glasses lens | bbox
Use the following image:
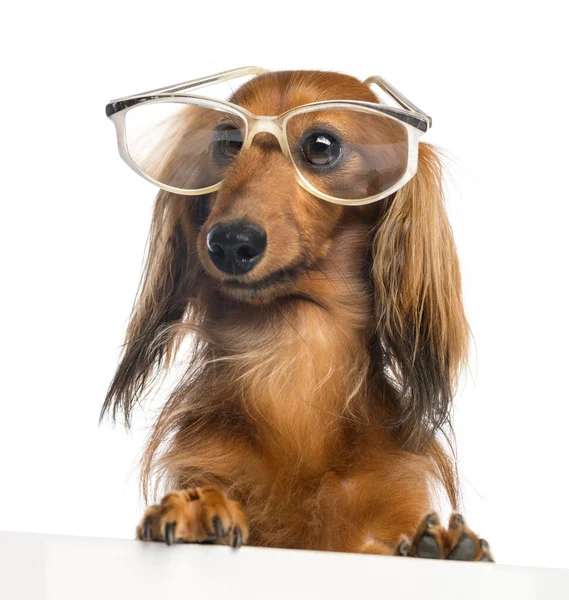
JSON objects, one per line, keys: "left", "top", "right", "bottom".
{"left": 124, "top": 101, "right": 246, "bottom": 191}
{"left": 285, "top": 107, "right": 409, "bottom": 201}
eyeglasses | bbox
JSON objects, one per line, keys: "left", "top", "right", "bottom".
{"left": 106, "top": 67, "right": 432, "bottom": 206}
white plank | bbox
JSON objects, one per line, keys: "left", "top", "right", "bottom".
{"left": 1, "top": 531, "right": 567, "bottom": 600}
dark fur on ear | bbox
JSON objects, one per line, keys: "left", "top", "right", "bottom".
{"left": 371, "top": 144, "right": 469, "bottom": 451}
{"left": 100, "top": 192, "right": 203, "bottom": 425}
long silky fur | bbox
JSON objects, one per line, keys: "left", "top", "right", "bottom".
{"left": 101, "top": 194, "right": 201, "bottom": 424}
{"left": 371, "top": 145, "right": 468, "bottom": 448}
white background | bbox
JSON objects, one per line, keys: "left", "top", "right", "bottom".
{"left": 1, "top": 0, "right": 567, "bottom": 570}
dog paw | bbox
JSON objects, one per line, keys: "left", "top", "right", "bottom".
{"left": 136, "top": 486, "right": 248, "bottom": 548}
{"left": 396, "top": 512, "right": 494, "bottom": 562}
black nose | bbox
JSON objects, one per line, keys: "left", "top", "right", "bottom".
{"left": 206, "top": 221, "right": 267, "bottom": 275}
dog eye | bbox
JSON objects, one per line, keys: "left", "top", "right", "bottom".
{"left": 213, "top": 124, "right": 243, "bottom": 162}
{"left": 301, "top": 131, "right": 342, "bottom": 167}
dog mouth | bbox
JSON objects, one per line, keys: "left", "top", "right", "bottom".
{"left": 219, "top": 262, "right": 306, "bottom": 299}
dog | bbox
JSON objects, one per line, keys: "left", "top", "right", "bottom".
{"left": 102, "top": 69, "right": 493, "bottom": 561}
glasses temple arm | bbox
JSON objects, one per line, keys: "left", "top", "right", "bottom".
{"left": 110, "top": 66, "right": 270, "bottom": 103}
{"left": 364, "top": 75, "right": 432, "bottom": 129}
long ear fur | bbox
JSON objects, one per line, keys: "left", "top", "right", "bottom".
{"left": 100, "top": 192, "right": 203, "bottom": 425}
{"left": 372, "top": 143, "right": 469, "bottom": 450}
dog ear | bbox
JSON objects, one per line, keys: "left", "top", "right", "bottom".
{"left": 100, "top": 191, "right": 204, "bottom": 425}
{"left": 371, "top": 143, "right": 469, "bottom": 450}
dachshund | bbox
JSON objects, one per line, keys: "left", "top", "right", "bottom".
{"left": 102, "top": 69, "right": 493, "bottom": 561}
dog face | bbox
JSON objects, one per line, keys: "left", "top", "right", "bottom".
{"left": 192, "top": 71, "right": 382, "bottom": 303}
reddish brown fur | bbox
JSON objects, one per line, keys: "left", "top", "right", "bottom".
{"left": 103, "top": 70, "right": 470, "bottom": 554}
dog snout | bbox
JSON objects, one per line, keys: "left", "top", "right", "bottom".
{"left": 206, "top": 221, "right": 267, "bottom": 275}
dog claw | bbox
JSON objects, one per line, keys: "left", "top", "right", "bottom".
{"left": 425, "top": 514, "right": 439, "bottom": 528}
{"left": 447, "top": 533, "right": 477, "bottom": 561}
{"left": 412, "top": 513, "right": 444, "bottom": 559}
{"left": 451, "top": 513, "right": 464, "bottom": 526}
{"left": 165, "top": 522, "right": 176, "bottom": 546}
{"left": 142, "top": 517, "right": 152, "bottom": 541}
{"left": 396, "top": 537, "right": 410, "bottom": 557}
{"left": 416, "top": 532, "right": 442, "bottom": 559}
{"left": 478, "top": 539, "right": 495, "bottom": 562}
{"left": 213, "top": 516, "right": 225, "bottom": 539}
{"left": 232, "top": 527, "right": 243, "bottom": 548}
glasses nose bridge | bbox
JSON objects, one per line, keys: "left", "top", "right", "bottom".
{"left": 244, "top": 116, "right": 289, "bottom": 155}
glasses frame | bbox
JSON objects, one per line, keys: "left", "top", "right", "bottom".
{"left": 106, "top": 66, "right": 432, "bottom": 206}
